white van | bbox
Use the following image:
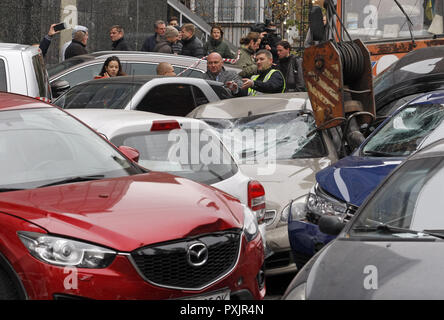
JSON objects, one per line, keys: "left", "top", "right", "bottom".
{"left": 0, "top": 43, "right": 52, "bottom": 101}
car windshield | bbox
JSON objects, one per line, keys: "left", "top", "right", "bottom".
{"left": 47, "top": 57, "right": 91, "bottom": 78}
{"left": 0, "top": 108, "right": 141, "bottom": 190}
{"left": 362, "top": 103, "right": 444, "bottom": 157}
{"left": 350, "top": 156, "right": 444, "bottom": 238}
{"left": 110, "top": 127, "right": 237, "bottom": 185}
{"left": 343, "top": 0, "right": 443, "bottom": 42}
{"left": 201, "top": 111, "right": 326, "bottom": 162}
{"left": 54, "top": 82, "right": 143, "bottom": 109}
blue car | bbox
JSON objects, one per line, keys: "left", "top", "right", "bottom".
{"left": 288, "top": 91, "right": 444, "bottom": 269}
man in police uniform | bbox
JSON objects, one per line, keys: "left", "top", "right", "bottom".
{"left": 240, "top": 49, "right": 286, "bottom": 96}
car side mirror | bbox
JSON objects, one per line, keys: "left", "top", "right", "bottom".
{"left": 319, "top": 216, "right": 345, "bottom": 236}
{"left": 51, "top": 80, "right": 70, "bottom": 99}
{"left": 118, "top": 146, "right": 140, "bottom": 163}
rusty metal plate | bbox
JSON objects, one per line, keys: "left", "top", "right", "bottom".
{"left": 303, "top": 41, "right": 344, "bottom": 129}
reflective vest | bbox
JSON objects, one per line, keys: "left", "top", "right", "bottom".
{"left": 248, "top": 69, "right": 286, "bottom": 96}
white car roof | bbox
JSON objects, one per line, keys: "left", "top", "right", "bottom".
{"left": 188, "top": 92, "right": 312, "bottom": 119}
{"left": 67, "top": 109, "right": 212, "bottom": 137}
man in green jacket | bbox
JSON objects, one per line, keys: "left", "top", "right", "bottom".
{"left": 235, "top": 32, "right": 261, "bottom": 78}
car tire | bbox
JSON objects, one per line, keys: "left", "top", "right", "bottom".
{"left": 0, "top": 267, "right": 22, "bottom": 300}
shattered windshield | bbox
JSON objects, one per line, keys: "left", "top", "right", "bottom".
{"left": 343, "top": 0, "right": 444, "bottom": 42}
{"left": 202, "top": 111, "right": 327, "bottom": 162}
{"left": 362, "top": 103, "right": 444, "bottom": 157}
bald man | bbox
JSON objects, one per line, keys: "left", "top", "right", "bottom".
{"left": 203, "top": 52, "right": 243, "bottom": 96}
{"left": 156, "top": 62, "right": 176, "bottom": 76}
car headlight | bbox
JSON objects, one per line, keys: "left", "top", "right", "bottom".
{"left": 18, "top": 232, "right": 116, "bottom": 268}
{"left": 284, "top": 282, "right": 307, "bottom": 300}
{"left": 280, "top": 195, "right": 308, "bottom": 224}
{"left": 306, "top": 184, "right": 347, "bottom": 219}
{"left": 243, "top": 205, "right": 259, "bottom": 242}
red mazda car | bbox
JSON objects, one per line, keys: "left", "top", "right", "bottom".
{"left": 0, "top": 92, "right": 265, "bottom": 300}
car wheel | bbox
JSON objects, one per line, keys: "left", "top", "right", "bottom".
{"left": 0, "top": 267, "right": 22, "bottom": 300}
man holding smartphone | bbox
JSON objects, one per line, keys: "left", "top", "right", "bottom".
{"left": 38, "top": 23, "right": 63, "bottom": 57}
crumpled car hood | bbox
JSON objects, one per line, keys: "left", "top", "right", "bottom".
{"left": 316, "top": 156, "right": 403, "bottom": 206}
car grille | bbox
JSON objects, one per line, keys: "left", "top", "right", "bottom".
{"left": 264, "top": 210, "right": 277, "bottom": 226}
{"left": 130, "top": 230, "right": 242, "bottom": 290}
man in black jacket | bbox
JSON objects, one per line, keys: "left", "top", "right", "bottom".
{"left": 240, "top": 49, "right": 286, "bottom": 96}
{"left": 276, "top": 40, "right": 305, "bottom": 92}
{"left": 180, "top": 23, "right": 204, "bottom": 58}
{"left": 65, "top": 30, "right": 88, "bottom": 60}
{"left": 110, "top": 25, "right": 130, "bottom": 51}
{"left": 141, "top": 20, "right": 166, "bottom": 52}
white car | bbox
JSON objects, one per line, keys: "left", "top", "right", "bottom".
{"left": 67, "top": 109, "right": 267, "bottom": 249}
{"left": 0, "top": 43, "right": 52, "bottom": 101}
{"left": 54, "top": 76, "right": 231, "bottom": 117}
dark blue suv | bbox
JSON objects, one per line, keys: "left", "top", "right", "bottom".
{"left": 288, "top": 91, "right": 444, "bottom": 268}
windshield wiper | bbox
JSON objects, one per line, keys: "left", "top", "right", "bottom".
{"left": 38, "top": 175, "right": 106, "bottom": 188}
{"left": 363, "top": 150, "right": 395, "bottom": 157}
{"left": 353, "top": 224, "right": 444, "bottom": 239}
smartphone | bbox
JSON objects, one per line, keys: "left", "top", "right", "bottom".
{"left": 53, "top": 22, "right": 66, "bottom": 32}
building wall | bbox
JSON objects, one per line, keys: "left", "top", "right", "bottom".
{"left": 0, "top": 0, "right": 167, "bottom": 66}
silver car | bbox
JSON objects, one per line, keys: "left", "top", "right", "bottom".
{"left": 48, "top": 51, "right": 241, "bottom": 90}
{"left": 188, "top": 93, "right": 339, "bottom": 275}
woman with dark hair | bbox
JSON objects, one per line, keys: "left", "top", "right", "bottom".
{"left": 95, "top": 56, "right": 126, "bottom": 79}
{"left": 235, "top": 31, "right": 261, "bottom": 78}
{"left": 204, "top": 25, "right": 235, "bottom": 59}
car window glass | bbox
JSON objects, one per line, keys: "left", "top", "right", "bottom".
{"left": 136, "top": 84, "right": 197, "bottom": 116}
{"left": 47, "top": 57, "right": 89, "bottom": 78}
{"left": 111, "top": 129, "right": 238, "bottom": 185}
{"left": 32, "top": 54, "right": 51, "bottom": 99}
{"left": 54, "top": 83, "right": 142, "bottom": 109}
{"left": 175, "top": 67, "right": 204, "bottom": 78}
{"left": 202, "top": 111, "right": 327, "bottom": 161}
{"left": 58, "top": 64, "right": 103, "bottom": 87}
{"left": 378, "top": 93, "right": 425, "bottom": 116}
{"left": 192, "top": 86, "right": 210, "bottom": 105}
{"left": 362, "top": 103, "right": 444, "bottom": 157}
{"left": 0, "top": 108, "right": 140, "bottom": 189}
{"left": 0, "top": 59, "right": 7, "bottom": 91}
{"left": 350, "top": 157, "right": 444, "bottom": 235}
{"left": 125, "top": 62, "right": 157, "bottom": 76}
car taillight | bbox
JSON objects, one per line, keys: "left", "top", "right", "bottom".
{"left": 248, "top": 180, "right": 266, "bottom": 224}
{"left": 150, "top": 120, "right": 181, "bottom": 131}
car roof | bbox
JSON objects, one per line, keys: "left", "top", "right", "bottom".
{"left": 0, "top": 43, "right": 38, "bottom": 52}
{"left": 411, "top": 138, "right": 444, "bottom": 160}
{"left": 66, "top": 109, "right": 211, "bottom": 134}
{"left": 0, "top": 92, "right": 52, "bottom": 111}
{"left": 189, "top": 92, "right": 312, "bottom": 119}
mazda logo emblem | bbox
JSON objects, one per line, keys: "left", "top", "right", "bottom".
{"left": 187, "top": 242, "right": 209, "bottom": 267}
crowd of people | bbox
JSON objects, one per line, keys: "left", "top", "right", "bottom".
{"left": 39, "top": 18, "right": 305, "bottom": 97}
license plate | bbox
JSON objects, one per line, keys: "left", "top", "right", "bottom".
{"left": 183, "top": 288, "right": 230, "bottom": 300}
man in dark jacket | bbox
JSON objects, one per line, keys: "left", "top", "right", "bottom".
{"left": 276, "top": 40, "right": 305, "bottom": 92}
{"left": 39, "top": 23, "right": 61, "bottom": 57}
{"left": 141, "top": 20, "right": 166, "bottom": 52}
{"left": 240, "top": 49, "right": 286, "bottom": 96}
{"left": 110, "top": 25, "right": 130, "bottom": 51}
{"left": 153, "top": 26, "right": 179, "bottom": 54}
{"left": 64, "top": 30, "right": 88, "bottom": 60}
{"left": 180, "top": 23, "right": 204, "bottom": 58}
